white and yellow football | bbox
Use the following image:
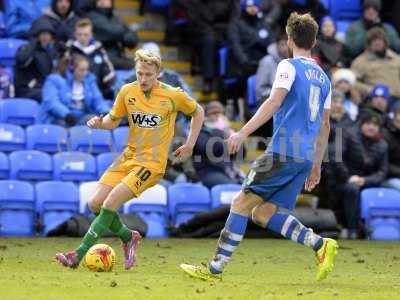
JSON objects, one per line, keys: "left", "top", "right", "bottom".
{"left": 84, "top": 244, "right": 116, "bottom": 272}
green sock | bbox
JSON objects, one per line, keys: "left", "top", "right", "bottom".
{"left": 109, "top": 213, "right": 132, "bottom": 244}
{"left": 76, "top": 207, "right": 117, "bottom": 261}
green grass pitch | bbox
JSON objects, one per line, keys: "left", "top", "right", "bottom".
{"left": 0, "top": 238, "right": 399, "bottom": 300}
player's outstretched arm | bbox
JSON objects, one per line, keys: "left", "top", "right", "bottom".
{"left": 172, "top": 104, "right": 204, "bottom": 165}
{"left": 87, "top": 114, "right": 121, "bottom": 130}
{"left": 305, "top": 109, "right": 330, "bottom": 191}
{"left": 227, "top": 88, "right": 287, "bottom": 154}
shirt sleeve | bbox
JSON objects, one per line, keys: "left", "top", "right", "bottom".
{"left": 271, "top": 60, "right": 296, "bottom": 91}
{"left": 174, "top": 87, "right": 197, "bottom": 116}
{"left": 324, "top": 86, "right": 332, "bottom": 109}
{"left": 109, "top": 85, "right": 128, "bottom": 120}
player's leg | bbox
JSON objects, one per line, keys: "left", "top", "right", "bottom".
{"left": 180, "top": 191, "right": 262, "bottom": 280}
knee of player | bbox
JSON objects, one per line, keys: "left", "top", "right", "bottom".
{"left": 88, "top": 198, "right": 102, "bottom": 214}
{"left": 251, "top": 204, "right": 276, "bottom": 227}
{"left": 231, "top": 193, "right": 253, "bottom": 215}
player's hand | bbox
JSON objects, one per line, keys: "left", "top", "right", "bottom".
{"left": 226, "top": 131, "right": 246, "bottom": 155}
{"left": 87, "top": 115, "right": 103, "bottom": 129}
{"left": 172, "top": 144, "right": 193, "bottom": 165}
{"left": 305, "top": 165, "right": 321, "bottom": 192}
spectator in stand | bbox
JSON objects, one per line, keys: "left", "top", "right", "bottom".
{"left": 351, "top": 27, "right": 400, "bottom": 101}
{"left": 313, "top": 16, "right": 345, "bottom": 73}
{"left": 14, "top": 19, "right": 63, "bottom": 101}
{"left": 73, "top": 0, "right": 95, "bottom": 17}
{"left": 382, "top": 108, "right": 400, "bottom": 191}
{"left": 65, "top": 18, "right": 115, "bottom": 99}
{"left": 88, "top": 0, "right": 138, "bottom": 69}
{"left": 358, "top": 84, "right": 390, "bottom": 126}
{"left": 227, "top": 0, "right": 274, "bottom": 93}
{"left": 329, "top": 90, "right": 354, "bottom": 143}
{"left": 193, "top": 101, "right": 243, "bottom": 188}
{"left": 256, "top": 33, "right": 289, "bottom": 104}
{"left": 185, "top": 0, "right": 240, "bottom": 93}
{"left": 0, "top": 65, "right": 14, "bottom": 99}
{"left": 4, "top": 0, "right": 50, "bottom": 38}
{"left": 260, "top": 0, "right": 282, "bottom": 32}
{"left": 332, "top": 68, "right": 361, "bottom": 121}
{"left": 32, "top": 0, "right": 78, "bottom": 43}
{"left": 328, "top": 112, "right": 388, "bottom": 239}
{"left": 126, "top": 42, "right": 193, "bottom": 97}
{"left": 37, "top": 55, "right": 109, "bottom": 125}
{"left": 345, "top": 0, "right": 400, "bottom": 59}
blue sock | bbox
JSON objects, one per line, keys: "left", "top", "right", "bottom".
{"left": 209, "top": 211, "right": 248, "bottom": 274}
{"left": 266, "top": 211, "right": 323, "bottom": 251}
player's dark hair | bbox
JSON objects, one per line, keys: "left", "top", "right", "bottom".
{"left": 286, "top": 12, "right": 318, "bottom": 50}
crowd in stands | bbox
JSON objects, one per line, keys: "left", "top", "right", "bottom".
{"left": 1, "top": 0, "right": 400, "bottom": 239}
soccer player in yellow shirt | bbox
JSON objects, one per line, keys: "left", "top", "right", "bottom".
{"left": 55, "top": 49, "right": 204, "bottom": 270}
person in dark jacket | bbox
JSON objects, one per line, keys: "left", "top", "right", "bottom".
{"left": 88, "top": 0, "right": 138, "bottom": 69}
{"left": 227, "top": 0, "right": 274, "bottom": 81}
{"left": 345, "top": 0, "right": 400, "bottom": 59}
{"left": 4, "top": 0, "right": 50, "bottom": 38}
{"left": 37, "top": 55, "right": 109, "bottom": 125}
{"left": 328, "top": 112, "right": 388, "bottom": 239}
{"left": 14, "top": 19, "right": 63, "bottom": 101}
{"left": 382, "top": 108, "right": 400, "bottom": 191}
{"left": 32, "top": 0, "right": 78, "bottom": 43}
{"left": 313, "top": 16, "right": 345, "bottom": 73}
{"left": 185, "top": 0, "right": 240, "bottom": 93}
{"left": 329, "top": 90, "right": 354, "bottom": 144}
{"left": 193, "top": 101, "right": 243, "bottom": 188}
{"left": 65, "top": 18, "right": 115, "bottom": 99}
{"left": 358, "top": 83, "right": 390, "bottom": 126}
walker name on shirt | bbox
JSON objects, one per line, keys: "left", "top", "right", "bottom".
{"left": 304, "top": 69, "right": 325, "bottom": 84}
{"left": 131, "top": 112, "right": 162, "bottom": 128}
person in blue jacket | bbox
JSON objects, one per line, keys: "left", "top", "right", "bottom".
{"left": 4, "top": 0, "right": 50, "bottom": 38}
{"left": 37, "top": 54, "right": 110, "bottom": 126}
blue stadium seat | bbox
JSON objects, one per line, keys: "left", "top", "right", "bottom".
{"left": 53, "top": 152, "right": 97, "bottom": 181}
{"left": 26, "top": 125, "right": 68, "bottom": 153}
{"left": 0, "top": 152, "right": 9, "bottom": 179}
{"left": 97, "top": 152, "right": 118, "bottom": 178}
{"left": 211, "top": 184, "right": 241, "bottom": 209}
{"left": 0, "top": 12, "right": 5, "bottom": 37}
{"left": 125, "top": 184, "right": 168, "bottom": 238}
{"left": 36, "top": 181, "right": 79, "bottom": 235}
{"left": 0, "top": 98, "right": 39, "bottom": 126}
{"left": 247, "top": 75, "right": 257, "bottom": 111}
{"left": 0, "top": 180, "right": 35, "bottom": 236}
{"left": 9, "top": 150, "right": 52, "bottom": 181}
{"left": 370, "top": 218, "right": 400, "bottom": 240}
{"left": 330, "top": 0, "right": 361, "bottom": 20}
{"left": 69, "top": 126, "right": 113, "bottom": 154}
{"left": 361, "top": 188, "right": 400, "bottom": 240}
{"left": 168, "top": 183, "right": 210, "bottom": 226}
{"left": 113, "top": 126, "right": 129, "bottom": 152}
{"left": 335, "top": 20, "right": 351, "bottom": 42}
{"left": 79, "top": 181, "right": 97, "bottom": 215}
{"left": 148, "top": 0, "right": 171, "bottom": 10}
{"left": 0, "top": 123, "right": 25, "bottom": 152}
{"left": 0, "top": 39, "right": 27, "bottom": 67}
{"left": 320, "top": 0, "right": 330, "bottom": 10}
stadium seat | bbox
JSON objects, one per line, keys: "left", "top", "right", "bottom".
{"left": 79, "top": 181, "right": 98, "bottom": 215}
{"left": 0, "top": 39, "right": 27, "bottom": 67}
{"left": 0, "top": 152, "right": 9, "bottom": 179}
{"left": 361, "top": 188, "right": 400, "bottom": 240}
{"left": 97, "top": 152, "right": 117, "bottom": 178}
{"left": 113, "top": 126, "right": 129, "bottom": 152}
{"left": 335, "top": 20, "right": 352, "bottom": 42}
{"left": 125, "top": 184, "right": 168, "bottom": 238}
{"left": 69, "top": 126, "right": 113, "bottom": 154}
{"left": 0, "top": 123, "right": 25, "bottom": 152}
{"left": 0, "top": 98, "right": 39, "bottom": 126}
{"left": 330, "top": 0, "right": 361, "bottom": 20}
{"left": 9, "top": 150, "right": 53, "bottom": 181}
{"left": 26, "top": 124, "right": 68, "bottom": 153}
{"left": 148, "top": 0, "right": 171, "bottom": 10}
{"left": 36, "top": 181, "right": 79, "bottom": 235}
{"left": 168, "top": 183, "right": 211, "bottom": 226}
{"left": 211, "top": 184, "right": 241, "bottom": 209}
{"left": 53, "top": 152, "right": 97, "bottom": 181}
{"left": 0, "top": 13, "right": 5, "bottom": 37}
{"left": 0, "top": 180, "right": 35, "bottom": 236}
{"left": 247, "top": 75, "right": 257, "bottom": 111}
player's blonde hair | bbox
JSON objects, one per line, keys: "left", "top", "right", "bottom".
{"left": 135, "top": 48, "right": 162, "bottom": 71}
{"left": 286, "top": 12, "right": 318, "bottom": 50}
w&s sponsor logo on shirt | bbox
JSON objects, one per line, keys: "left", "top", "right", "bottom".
{"left": 131, "top": 112, "right": 162, "bottom": 128}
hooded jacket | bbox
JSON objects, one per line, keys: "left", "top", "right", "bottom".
{"left": 383, "top": 120, "right": 400, "bottom": 178}
{"left": 37, "top": 71, "right": 109, "bottom": 124}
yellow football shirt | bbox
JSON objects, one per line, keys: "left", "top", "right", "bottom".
{"left": 109, "top": 81, "right": 197, "bottom": 174}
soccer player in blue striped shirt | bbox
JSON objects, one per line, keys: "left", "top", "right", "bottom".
{"left": 181, "top": 11, "right": 338, "bottom": 282}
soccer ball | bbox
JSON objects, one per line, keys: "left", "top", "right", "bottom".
{"left": 84, "top": 244, "right": 116, "bottom": 272}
